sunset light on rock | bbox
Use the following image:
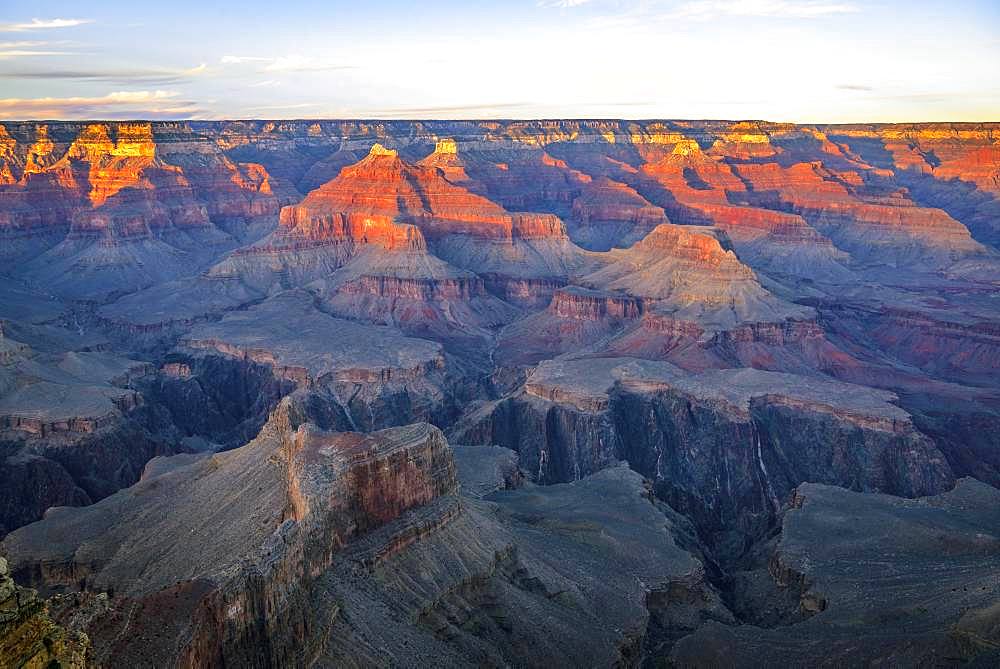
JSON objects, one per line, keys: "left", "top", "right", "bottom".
{"left": 0, "top": 2, "right": 998, "bottom": 667}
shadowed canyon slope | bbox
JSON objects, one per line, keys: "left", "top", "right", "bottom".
{"left": 1, "top": 119, "right": 999, "bottom": 667}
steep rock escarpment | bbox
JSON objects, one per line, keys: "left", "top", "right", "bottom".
{"left": 671, "top": 479, "right": 1000, "bottom": 666}
{"left": 0, "top": 119, "right": 998, "bottom": 666}
{"left": 822, "top": 124, "right": 1000, "bottom": 249}
{"left": 177, "top": 290, "right": 463, "bottom": 432}
{"left": 2, "top": 395, "right": 731, "bottom": 667}
{"left": 0, "top": 343, "right": 178, "bottom": 538}
{"left": 1, "top": 394, "right": 458, "bottom": 667}
{"left": 452, "top": 358, "right": 954, "bottom": 550}
{"left": 731, "top": 160, "right": 990, "bottom": 269}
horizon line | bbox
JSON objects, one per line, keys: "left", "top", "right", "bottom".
{"left": 2, "top": 117, "right": 999, "bottom": 126}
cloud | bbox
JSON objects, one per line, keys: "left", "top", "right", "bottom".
{"left": 0, "top": 50, "right": 71, "bottom": 57}
{"left": 0, "top": 40, "right": 50, "bottom": 48}
{"left": 668, "top": 1, "right": 860, "bottom": 20}
{"left": 0, "top": 90, "right": 201, "bottom": 120}
{"left": 837, "top": 84, "right": 874, "bottom": 91}
{"left": 0, "top": 18, "right": 93, "bottom": 32}
{"left": 247, "top": 79, "right": 280, "bottom": 88}
{"left": 0, "top": 39, "right": 73, "bottom": 58}
{"left": 222, "top": 54, "right": 355, "bottom": 72}
{"left": 104, "top": 90, "right": 178, "bottom": 103}
{"left": 246, "top": 102, "right": 319, "bottom": 110}
{"left": 538, "top": 0, "right": 592, "bottom": 7}
{"left": 221, "top": 55, "right": 271, "bottom": 64}
{"left": 585, "top": 0, "right": 860, "bottom": 27}
{"left": 355, "top": 102, "right": 532, "bottom": 118}
{"left": 0, "top": 64, "right": 208, "bottom": 84}
{"left": 262, "top": 55, "right": 354, "bottom": 72}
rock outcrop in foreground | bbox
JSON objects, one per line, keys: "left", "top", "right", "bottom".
{"left": 0, "top": 555, "right": 88, "bottom": 668}
{"left": 1, "top": 394, "right": 728, "bottom": 667}
{"left": 2, "top": 394, "right": 457, "bottom": 666}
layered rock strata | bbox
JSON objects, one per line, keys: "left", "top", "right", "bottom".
{"left": 2, "top": 395, "right": 730, "bottom": 667}
{"left": 1, "top": 395, "right": 457, "bottom": 667}
{"left": 452, "top": 357, "right": 954, "bottom": 549}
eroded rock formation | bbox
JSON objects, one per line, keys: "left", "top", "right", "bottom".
{"left": 1, "top": 119, "right": 998, "bottom": 667}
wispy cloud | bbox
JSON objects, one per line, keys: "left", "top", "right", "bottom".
{"left": 263, "top": 55, "right": 354, "bottom": 72}
{"left": 0, "top": 39, "right": 81, "bottom": 59}
{"left": 221, "top": 54, "right": 354, "bottom": 72}
{"left": 355, "top": 102, "right": 532, "bottom": 118}
{"left": 538, "top": 0, "right": 592, "bottom": 7}
{"left": 246, "top": 102, "right": 319, "bottom": 110}
{"left": 837, "top": 83, "right": 874, "bottom": 91}
{"left": 0, "top": 40, "right": 50, "bottom": 48}
{"left": 0, "top": 63, "right": 207, "bottom": 84}
{"left": 668, "top": 1, "right": 859, "bottom": 20}
{"left": 0, "top": 49, "right": 71, "bottom": 57}
{"left": 583, "top": 0, "right": 859, "bottom": 28}
{"left": 221, "top": 55, "right": 271, "bottom": 64}
{"left": 0, "top": 90, "right": 201, "bottom": 119}
{"left": 0, "top": 18, "right": 93, "bottom": 32}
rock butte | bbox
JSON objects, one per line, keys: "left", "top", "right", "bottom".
{"left": 0, "top": 119, "right": 999, "bottom": 667}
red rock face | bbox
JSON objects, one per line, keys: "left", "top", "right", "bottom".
{"left": 933, "top": 145, "right": 1000, "bottom": 193}
{"left": 295, "top": 144, "right": 505, "bottom": 226}
{"left": 494, "top": 222, "right": 827, "bottom": 369}
{"left": 823, "top": 126, "right": 1000, "bottom": 192}
{"left": 276, "top": 208, "right": 425, "bottom": 251}
{"left": 622, "top": 139, "right": 852, "bottom": 274}
{"left": 640, "top": 140, "right": 746, "bottom": 207}
{"left": 279, "top": 143, "right": 571, "bottom": 246}
{"left": 320, "top": 271, "right": 520, "bottom": 340}
{"left": 417, "top": 138, "right": 473, "bottom": 184}
{"left": 457, "top": 147, "right": 592, "bottom": 214}
{"left": 494, "top": 286, "right": 641, "bottom": 366}
{"left": 549, "top": 287, "right": 642, "bottom": 321}
{"left": 572, "top": 177, "right": 666, "bottom": 225}
{"left": 0, "top": 123, "right": 285, "bottom": 241}
{"left": 568, "top": 177, "right": 669, "bottom": 249}
{"left": 0, "top": 123, "right": 292, "bottom": 296}
{"left": 285, "top": 420, "right": 457, "bottom": 538}
{"left": 730, "top": 160, "right": 984, "bottom": 262}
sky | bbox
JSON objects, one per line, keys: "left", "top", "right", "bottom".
{"left": 1, "top": 1, "right": 998, "bottom": 122}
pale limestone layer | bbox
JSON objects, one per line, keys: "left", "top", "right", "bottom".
{"left": 525, "top": 356, "right": 912, "bottom": 427}
{"left": 181, "top": 290, "right": 444, "bottom": 383}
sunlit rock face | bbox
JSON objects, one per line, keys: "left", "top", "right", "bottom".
{"left": 280, "top": 142, "right": 576, "bottom": 248}
{"left": 279, "top": 142, "right": 514, "bottom": 241}
{"left": 1, "top": 119, "right": 999, "bottom": 667}
{"left": 0, "top": 122, "right": 294, "bottom": 299}
{"left": 730, "top": 160, "right": 986, "bottom": 267}
{"left": 818, "top": 124, "right": 1000, "bottom": 249}
{"left": 568, "top": 176, "right": 669, "bottom": 250}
